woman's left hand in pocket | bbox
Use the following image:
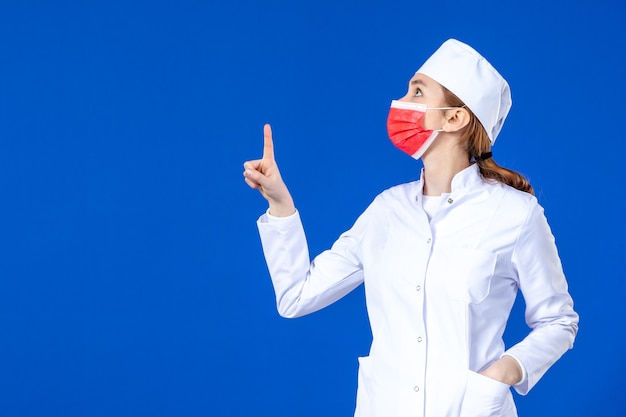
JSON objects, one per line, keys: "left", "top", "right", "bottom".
{"left": 479, "top": 355, "right": 522, "bottom": 386}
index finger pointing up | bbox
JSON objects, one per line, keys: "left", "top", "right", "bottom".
{"left": 263, "top": 123, "right": 274, "bottom": 161}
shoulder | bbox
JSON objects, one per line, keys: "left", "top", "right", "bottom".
{"left": 482, "top": 179, "right": 538, "bottom": 208}
{"left": 352, "top": 180, "right": 420, "bottom": 225}
{"left": 373, "top": 180, "right": 421, "bottom": 206}
{"left": 496, "top": 181, "right": 537, "bottom": 205}
{"left": 489, "top": 180, "right": 543, "bottom": 225}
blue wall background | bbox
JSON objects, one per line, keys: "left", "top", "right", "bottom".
{"left": 1, "top": 1, "right": 624, "bottom": 415}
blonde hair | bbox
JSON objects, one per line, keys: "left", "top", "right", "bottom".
{"left": 442, "top": 88, "right": 534, "bottom": 195}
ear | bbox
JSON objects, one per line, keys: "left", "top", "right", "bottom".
{"left": 442, "top": 108, "right": 470, "bottom": 133}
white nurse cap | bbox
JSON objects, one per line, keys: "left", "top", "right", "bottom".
{"left": 417, "top": 39, "right": 511, "bottom": 144}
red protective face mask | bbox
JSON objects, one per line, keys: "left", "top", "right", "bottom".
{"left": 386, "top": 100, "right": 455, "bottom": 159}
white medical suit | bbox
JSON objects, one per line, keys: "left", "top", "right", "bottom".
{"left": 257, "top": 164, "right": 578, "bottom": 417}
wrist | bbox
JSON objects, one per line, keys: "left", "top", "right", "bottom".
{"left": 268, "top": 199, "right": 296, "bottom": 217}
{"left": 481, "top": 356, "right": 522, "bottom": 386}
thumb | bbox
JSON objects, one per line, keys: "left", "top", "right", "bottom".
{"left": 244, "top": 164, "right": 271, "bottom": 188}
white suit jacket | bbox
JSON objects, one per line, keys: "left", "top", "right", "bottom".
{"left": 257, "top": 164, "right": 578, "bottom": 417}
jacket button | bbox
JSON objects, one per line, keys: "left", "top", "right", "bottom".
{"left": 416, "top": 285, "right": 421, "bottom": 291}
{"left": 417, "top": 337, "right": 423, "bottom": 342}
{"left": 414, "top": 386, "right": 420, "bottom": 392}
{"left": 447, "top": 197, "right": 454, "bottom": 204}
{"left": 426, "top": 238, "right": 431, "bottom": 244}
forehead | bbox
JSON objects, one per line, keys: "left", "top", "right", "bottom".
{"left": 408, "top": 72, "right": 440, "bottom": 89}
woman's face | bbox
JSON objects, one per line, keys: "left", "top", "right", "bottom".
{"left": 398, "top": 72, "right": 448, "bottom": 131}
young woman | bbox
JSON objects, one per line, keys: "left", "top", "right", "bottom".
{"left": 243, "top": 39, "right": 578, "bottom": 417}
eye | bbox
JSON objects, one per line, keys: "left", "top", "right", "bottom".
{"left": 414, "top": 88, "right": 423, "bottom": 97}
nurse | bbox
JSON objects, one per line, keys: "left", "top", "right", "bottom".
{"left": 243, "top": 39, "right": 578, "bottom": 417}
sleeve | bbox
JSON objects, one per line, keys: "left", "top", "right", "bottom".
{"left": 256, "top": 205, "right": 372, "bottom": 318}
{"left": 504, "top": 199, "right": 579, "bottom": 395}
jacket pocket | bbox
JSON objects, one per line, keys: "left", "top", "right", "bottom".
{"left": 460, "top": 370, "right": 510, "bottom": 417}
{"left": 355, "top": 356, "right": 385, "bottom": 417}
{"left": 439, "top": 246, "right": 497, "bottom": 304}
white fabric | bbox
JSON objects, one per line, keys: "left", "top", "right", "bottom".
{"left": 421, "top": 194, "right": 445, "bottom": 221}
{"left": 257, "top": 164, "right": 578, "bottom": 417}
{"left": 417, "top": 39, "right": 512, "bottom": 144}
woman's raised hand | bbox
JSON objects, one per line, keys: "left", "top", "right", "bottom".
{"left": 243, "top": 124, "right": 296, "bottom": 217}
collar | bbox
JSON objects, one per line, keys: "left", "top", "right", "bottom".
{"left": 417, "top": 163, "right": 482, "bottom": 196}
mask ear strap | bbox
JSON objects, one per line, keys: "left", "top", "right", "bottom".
{"left": 428, "top": 105, "right": 466, "bottom": 111}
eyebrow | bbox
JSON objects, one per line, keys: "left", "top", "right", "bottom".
{"left": 409, "top": 78, "right": 428, "bottom": 88}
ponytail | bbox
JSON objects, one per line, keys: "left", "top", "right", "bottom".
{"left": 442, "top": 88, "right": 534, "bottom": 195}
